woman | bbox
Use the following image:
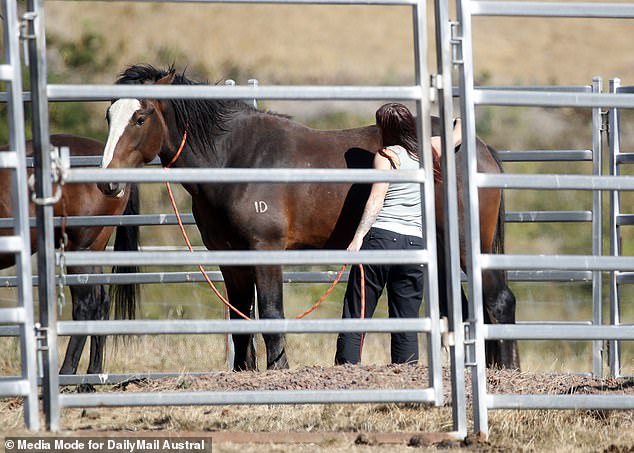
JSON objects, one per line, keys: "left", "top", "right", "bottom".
{"left": 335, "top": 103, "right": 459, "bottom": 365}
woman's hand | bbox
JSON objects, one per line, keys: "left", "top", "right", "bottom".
{"left": 346, "top": 148, "right": 394, "bottom": 254}
{"left": 347, "top": 237, "right": 364, "bottom": 252}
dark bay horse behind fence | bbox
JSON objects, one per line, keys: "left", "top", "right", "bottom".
{"left": 0, "top": 134, "right": 140, "bottom": 376}
{"left": 101, "top": 64, "right": 518, "bottom": 370}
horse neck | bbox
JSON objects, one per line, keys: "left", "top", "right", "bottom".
{"left": 159, "top": 100, "right": 240, "bottom": 169}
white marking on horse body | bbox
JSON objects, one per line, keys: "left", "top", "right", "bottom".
{"left": 102, "top": 99, "right": 141, "bottom": 168}
{"left": 254, "top": 200, "right": 268, "bottom": 213}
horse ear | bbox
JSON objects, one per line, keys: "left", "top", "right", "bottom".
{"left": 152, "top": 98, "right": 167, "bottom": 116}
{"left": 156, "top": 71, "right": 175, "bottom": 85}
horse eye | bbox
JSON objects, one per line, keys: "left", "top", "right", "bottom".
{"left": 135, "top": 117, "right": 145, "bottom": 127}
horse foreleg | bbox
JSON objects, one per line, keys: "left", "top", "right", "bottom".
{"left": 482, "top": 269, "right": 520, "bottom": 369}
{"left": 87, "top": 284, "right": 110, "bottom": 375}
{"left": 60, "top": 266, "right": 109, "bottom": 376}
{"left": 254, "top": 265, "right": 289, "bottom": 370}
{"left": 59, "top": 327, "right": 87, "bottom": 375}
{"left": 436, "top": 235, "right": 469, "bottom": 320}
{"left": 221, "top": 266, "right": 257, "bottom": 371}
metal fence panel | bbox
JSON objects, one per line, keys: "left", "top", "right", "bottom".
{"left": 23, "top": 0, "right": 448, "bottom": 434}
{"left": 0, "top": 0, "right": 39, "bottom": 431}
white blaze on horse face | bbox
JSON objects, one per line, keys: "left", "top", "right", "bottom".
{"left": 102, "top": 98, "right": 142, "bottom": 168}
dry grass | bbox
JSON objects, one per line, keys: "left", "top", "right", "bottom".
{"left": 1, "top": 334, "right": 633, "bottom": 453}
{"left": 44, "top": 1, "right": 634, "bottom": 87}
{"left": 2, "top": 2, "right": 634, "bottom": 451}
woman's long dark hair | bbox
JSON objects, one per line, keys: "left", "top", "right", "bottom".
{"left": 375, "top": 103, "right": 419, "bottom": 161}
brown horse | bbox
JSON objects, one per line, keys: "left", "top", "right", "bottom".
{"left": 100, "top": 64, "right": 518, "bottom": 370}
{"left": 0, "top": 134, "right": 140, "bottom": 376}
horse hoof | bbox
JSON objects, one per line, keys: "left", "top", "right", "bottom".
{"left": 76, "top": 383, "right": 97, "bottom": 393}
{"left": 267, "top": 354, "right": 289, "bottom": 370}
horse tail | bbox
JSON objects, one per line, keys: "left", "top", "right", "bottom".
{"left": 488, "top": 144, "right": 508, "bottom": 283}
{"left": 110, "top": 183, "right": 140, "bottom": 320}
{"left": 489, "top": 144, "right": 506, "bottom": 255}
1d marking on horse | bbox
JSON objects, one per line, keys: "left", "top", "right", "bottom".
{"left": 254, "top": 201, "right": 268, "bottom": 213}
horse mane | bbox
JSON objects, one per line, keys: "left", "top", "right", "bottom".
{"left": 115, "top": 64, "right": 257, "bottom": 157}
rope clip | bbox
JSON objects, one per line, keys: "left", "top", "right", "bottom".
{"left": 30, "top": 145, "right": 69, "bottom": 206}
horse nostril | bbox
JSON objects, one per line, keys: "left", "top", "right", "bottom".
{"left": 98, "top": 181, "right": 123, "bottom": 198}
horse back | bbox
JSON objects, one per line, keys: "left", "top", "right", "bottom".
{"left": 207, "top": 116, "right": 381, "bottom": 251}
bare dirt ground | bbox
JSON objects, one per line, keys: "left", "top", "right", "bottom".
{"left": 112, "top": 364, "right": 634, "bottom": 398}
{"left": 15, "top": 365, "right": 630, "bottom": 453}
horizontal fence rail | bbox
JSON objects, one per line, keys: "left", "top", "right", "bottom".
{"left": 59, "top": 388, "right": 437, "bottom": 408}
{"left": 0, "top": 214, "right": 195, "bottom": 229}
{"left": 477, "top": 173, "right": 634, "bottom": 191}
{"left": 0, "top": 269, "right": 596, "bottom": 288}
{"left": 61, "top": 249, "right": 430, "bottom": 266}
{"left": 475, "top": 89, "right": 634, "bottom": 108}
{"left": 64, "top": 168, "right": 425, "bottom": 184}
{"left": 0, "top": 270, "right": 344, "bottom": 287}
{"left": 470, "top": 1, "right": 634, "bottom": 18}
{"left": 482, "top": 254, "right": 634, "bottom": 271}
{"left": 486, "top": 324, "right": 634, "bottom": 340}
{"left": 47, "top": 84, "right": 424, "bottom": 101}
{"left": 51, "top": 0, "right": 422, "bottom": 5}
{"left": 488, "top": 395, "right": 634, "bottom": 410}
{"left": 0, "top": 209, "right": 593, "bottom": 230}
{"left": 504, "top": 211, "right": 592, "bottom": 222}
{"left": 497, "top": 150, "right": 593, "bottom": 161}
{"left": 0, "top": 270, "right": 592, "bottom": 288}
{"left": 57, "top": 318, "right": 433, "bottom": 336}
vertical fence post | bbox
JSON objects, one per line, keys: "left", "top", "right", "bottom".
{"left": 26, "top": 0, "right": 60, "bottom": 431}
{"left": 434, "top": 0, "right": 467, "bottom": 436}
{"left": 412, "top": 0, "right": 443, "bottom": 407}
{"left": 591, "top": 76, "right": 603, "bottom": 378}
{"left": 455, "top": 0, "right": 489, "bottom": 438}
{"left": 607, "top": 77, "right": 621, "bottom": 378}
{"left": 2, "top": 0, "right": 39, "bottom": 431}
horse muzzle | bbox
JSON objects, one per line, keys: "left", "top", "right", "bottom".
{"left": 98, "top": 181, "right": 125, "bottom": 199}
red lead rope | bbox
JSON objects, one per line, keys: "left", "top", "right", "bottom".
{"left": 163, "top": 130, "right": 366, "bottom": 326}
{"left": 165, "top": 130, "right": 187, "bottom": 169}
{"left": 164, "top": 130, "right": 250, "bottom": 320}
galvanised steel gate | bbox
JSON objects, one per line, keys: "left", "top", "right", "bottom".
{"left": 451, "top": 0, "right": 634, "bottom": 437}
{"left": 25, "top": 0, "right": 457, "bottom": 437}
{"left": 5, "top": 0, "right": 634, "bottom": 439}
{"left": 0, "top": 0, "right": 39, "bottom": 431}
{"left": 608, "top": 78, "right": 634, "bottom": 379}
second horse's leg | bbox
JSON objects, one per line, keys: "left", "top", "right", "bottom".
{"left": 221, "top": 266, "right": 257, "bottom": 371}
{"left": 483, "top": 269, "right": 520, "bottom": 369}
{"left": 254, "top": 264, "right": 289, "bottom": 370}
{"left": 60, "top": 266, "right": 107, "bottom": 376}
{"left": 87, "top": 283, "right": 110, "bottom": 375}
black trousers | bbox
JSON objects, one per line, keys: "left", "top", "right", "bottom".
{"left": 335, "top": 227, "right": 425, "bottom": 365}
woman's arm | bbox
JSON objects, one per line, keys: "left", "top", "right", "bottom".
{"left": 347, "top": 148, "right": 396, "bottom": 251}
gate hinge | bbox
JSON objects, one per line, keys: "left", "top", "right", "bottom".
{"left": 463, "top": 321, "right": 477, "bottom": 367}
{"left": 442, "top": 330, "right": 455, "bottom": 347}
{"left": 439, "top": 316, "right": 455, "bottom": 348}
{"left": 449, "top": 20, "right": 464, "bottom": 65}
{"left": 34, "top": 322, "right": 50, "bottom": 351}
{"left": 429, "top": 74, "right": 441, "bottom": 103}
{"left": 430, "top": 73, "right": 443, "bottom": 90}
{"left": 19, "top": 12, "right": 37, "bottom": 65}
{"left": 19, "top": 12, "right": 37, "bottom": 40}
{"left": 600, "top": 109, "right": 610, "bottom": 133}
